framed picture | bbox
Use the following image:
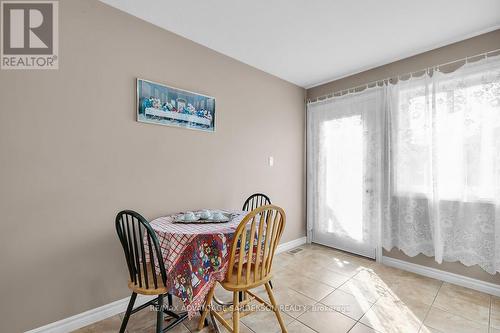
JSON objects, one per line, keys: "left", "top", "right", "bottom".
{"left": 136, "top": 78, "right": 216, "bottom": 132}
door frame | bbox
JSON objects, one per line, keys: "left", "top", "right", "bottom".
{"left": 306, "top": 89, "right": 384, "bottom": 263}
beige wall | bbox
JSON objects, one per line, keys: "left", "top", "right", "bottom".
{"left": 307, "top": 29, "right": 500, "bottom": 284}
{"left": 0, "top": 1, "right": 305, "bottom": 332}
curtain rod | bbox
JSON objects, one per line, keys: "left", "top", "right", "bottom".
{"left": 307, "top": 48, "right": 500, "bottom": 104}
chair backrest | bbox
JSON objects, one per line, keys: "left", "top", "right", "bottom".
{"left": 227, "top": 205, "right": 286, "bottom": 287}
{"left": 242, "top": 193, "right": 271, "bottom": 211}
{"left": 115, "top": 210, "right": 167, "bottom": 289}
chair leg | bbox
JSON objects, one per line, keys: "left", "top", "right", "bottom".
{"left": 265, "top": 282, "right": 287, "bottom": 333}
{"left": 156, "top": 294, "right": 164, "bottom": 333}
{"left": 269, "top": 280, "right": 274, "bottom": 289}
{"left": 233, "top": 291, "right": 240, "bottom": 333}
{"left": 198, "top": 285, "right": 216, "bottom": 330}
{"left": 167, "top": 293, "right": 173, "bottom": 309}
{"left": 239, "top": 290, "right": 250, "bottom": 302}
{"left": 119, "top": 292, "right": 137, "bottom": 333}
{"left": 199, "top": 309, "right": 209, "bottom": 328}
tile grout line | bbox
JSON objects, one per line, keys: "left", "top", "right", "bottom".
{"left": 354, "top": 294, "right": 379, "bottom": 331}
{"left": 279, "top": 281, "right": 333, "bottom": 304}
{"left": 342, "top": 267, "right": 384, "bottom": 332}
{"left": 317, "top": 267, "right": 381, "bottom": 333}
{"left": 299, "top": 260, "right": 386, "bottom": 333}
{"left": 294, "top": 301, "right": 357, "bottom": 333}
{"left": 429, "top": 284, "right": 493, "bottom": 329}
{"left": 286, "top": 318, "right": 320, "bottom": 333}
{"left": 340, "top": 259, "right": 440, "bottom": 333}
{"left": 283, "top": 253, "right": 366, "bottom": 333}
{"left": 347, "top": 287, "right": 381, "bottom": 333}
{"left": 418, "top": 280, "right": 444, "bottom": 332}
{"left": 488, "top": 295, "right": 492, "bottom": 333}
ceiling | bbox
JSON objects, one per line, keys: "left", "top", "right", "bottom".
{"left": 100, "top": 0, "right": 500, "bottom": 88}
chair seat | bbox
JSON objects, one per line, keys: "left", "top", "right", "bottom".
{"left": 221, "top": 264, "right": 273, "bottom": 291}
{"left": 128, "top": 263, "right": 169, "bottom": 295}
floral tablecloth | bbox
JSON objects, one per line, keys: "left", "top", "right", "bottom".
{"left": 148, "top": 210, "right": 246, "bottom": 317}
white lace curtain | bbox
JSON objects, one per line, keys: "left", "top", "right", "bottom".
{"left": 307, "top": 54, "right": 500, "bottom": 274}
{"left": 307, "top": 89, "right": 385, "bottom": 258}
{"left": 383, "top": 55, "right": 500, "bottom": 274}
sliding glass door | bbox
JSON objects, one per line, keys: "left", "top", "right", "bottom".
{"left": 307, "top": 89, "right": 384, "bottom": 259}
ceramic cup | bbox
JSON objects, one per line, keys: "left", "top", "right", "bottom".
{"left": 184, "top": 211, "right": 196, "bottom": 221}
{"left": 200, "top": 209, "right": 211, "bottom": 219}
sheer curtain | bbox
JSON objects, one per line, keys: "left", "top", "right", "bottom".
{"left": 307, "top": 88, "right": 385, "bottom": 258}
{"left": 383, "top": 55, "right": 500, "bottom": 274}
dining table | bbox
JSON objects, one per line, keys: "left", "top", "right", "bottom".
{"left": 148, "top": 209, "right": 247, "bottom": 319}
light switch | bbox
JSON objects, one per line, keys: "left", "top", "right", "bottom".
{"left": 269, "top": 156, "right": 274, "bottom": 167}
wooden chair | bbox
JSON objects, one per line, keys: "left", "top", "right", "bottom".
{"left": 242, "top": 193, "right": 271, "bottom": 211}
{"left": 115, "top": 210, "right": 188, "bottom": 333}
{"left": 198, "top": 205, "right": 287, "bottom": 333}
{"left": 242, "top": 193, "right": 274, "bottom": 290}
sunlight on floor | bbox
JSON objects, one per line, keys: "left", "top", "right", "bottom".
{"left": 73, "top": 244, "right": 498, "bottom": 333}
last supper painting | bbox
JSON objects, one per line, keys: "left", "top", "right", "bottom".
{"left": 137, "top": 78, "right": 216, "bottom": 132}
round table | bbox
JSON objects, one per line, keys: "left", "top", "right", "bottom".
{"left": 149, "top": 210, "right": 246, "bottom": 317}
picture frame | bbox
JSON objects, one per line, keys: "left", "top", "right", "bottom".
{"left": 136, "top": 78, "right": 216, "bottom": 132}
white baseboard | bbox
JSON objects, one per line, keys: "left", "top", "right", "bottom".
{"left": 25, "top": 294, "right": 155, "bottom": 333}
{"left": 276, "top": 236, "right": 307, "bottom": 254}
{"left": 25, "top": 236, "right": 307, "bottom": 333}
{"left": 382, "top": 256, "right": 500, "bottom": 297}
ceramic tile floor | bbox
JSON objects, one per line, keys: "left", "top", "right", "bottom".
{"left": 73, "top": 244, "right": 500, "bottom": 333}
